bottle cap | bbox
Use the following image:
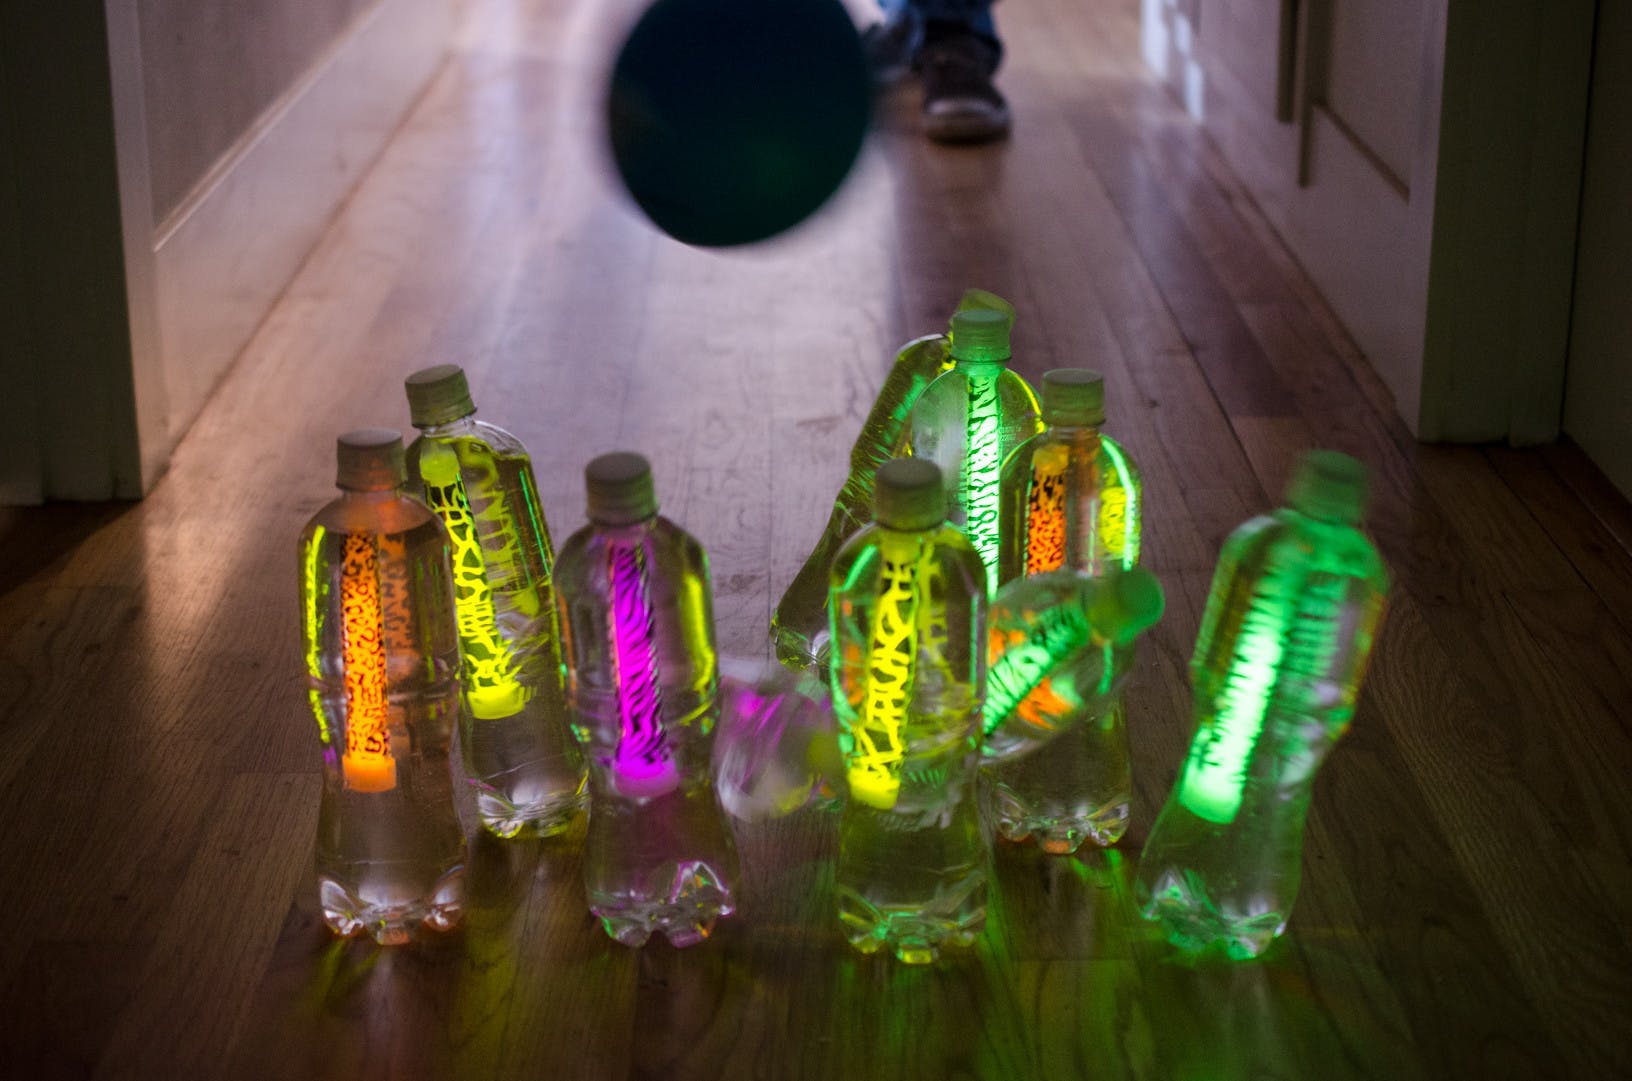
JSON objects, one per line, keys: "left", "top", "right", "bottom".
{"left": 873, "top": 458, "right": 945, "bottom": 531}
{"left": 1286, "top": 449, "right": 1368, "bottom": 524}
{"left": 585, "top": 451, "right": 658, "bottom": 525}
{"left": 1042, "top": 368, "right": 1105, "bottom": 427}
{"left": 1087, "top": 567, "right": 1165, "bottom": 645}
{"left": 955, "top": 288, "right": 1016, "bottom": 331}
{"left": 405, "top": 364, "right": 477, "bottom": 428}
{"left": 336, "top": 429, "right": 406, "bottom": 491}
{"left": 948, "top": 309, "right": 1012, "bottom": 364}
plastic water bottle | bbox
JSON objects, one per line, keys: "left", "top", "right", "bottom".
{"left": 980, "top": 568, "right": 1163, "bottom": 852}
{"left": 828, "top": 458, "right": 988, "bottom": 963}
{"left": 298, "top": 430, "right": 466, "bottom": 944}
{"left": 403, "top": 365, "right": 587, "bottom": 839}
{"left": 554, "top": 452, "right": 739, "bottom": 947}
{"left": 771, "top": 289, "right": 1015, "bottom": 671}
{"left": 906, "top": 309, "right": 1040, "bottom": 595}
{"left": 996, "top": 369, "right": 1141, "bottom": 584}
{"left": 986, "top": 368, "right": 1146, "bottom": 852}
{"left": 1137, "top": 450, "right": 1389, "bottom": 959}
{"left": 712, "top": 656, "right": 842, "bottom": 821}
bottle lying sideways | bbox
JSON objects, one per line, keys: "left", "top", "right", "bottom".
{"left": 981, "top": 567, "right": 1164, "bottom": 853}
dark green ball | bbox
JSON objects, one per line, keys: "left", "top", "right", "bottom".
{"left": 607, "top": 0, "right": 872, "bottom": 247}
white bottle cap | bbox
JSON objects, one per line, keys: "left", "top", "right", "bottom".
{"left": 585, "top": 452, "right": 658, "bottom": 525}
{"left": 405, "top": 364, "right": 477, "bottom": 428}
{"left": 336, "top": 429, "right": 406, "bottom": 491}
{"left": 874, "top": 458, "right": 945, "bottom": 531}
{"left": 1042, "top": 369, "right": 1105, "bottom": 427}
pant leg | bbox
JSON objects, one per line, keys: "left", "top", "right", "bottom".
{"left": 895, "top": 0, "right": 1000, "bottom": 60}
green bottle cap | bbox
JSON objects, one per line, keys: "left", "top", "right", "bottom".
{"left": 585, "top": 451, "right": 658, "bottom": 525}
{"left": 1286, "top": 449, "right": 1368, "bottom": 524}
{"left": 405, "top": 364, "right": 477, "bottom": 428}
{"left": 1087, "top": 567, "right": 1164, "bottom": 645}
{"left": 874, "top": 458, "right": 945, "bottom": 531}
{"left": 1042, "top": 368, "right": 1105, "bottom": 427}
{"left": 336, "top": 429, "right": 406, "bottom": 491}
{"left": 948, "top": 309, "right": 1012, "bottom": 364}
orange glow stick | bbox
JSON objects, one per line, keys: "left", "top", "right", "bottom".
{"left": 339, "top": 531, "right": 396, "bottom": 792}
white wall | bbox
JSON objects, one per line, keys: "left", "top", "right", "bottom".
{"left": 0, "top": 0, "right": 452, "bottom": 502}
{"left": 1564, "top": 1, "right": 1632, "bottom": 499}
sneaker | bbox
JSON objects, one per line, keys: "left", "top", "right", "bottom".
{"left": 916, "top": 31, "right": 1010, "bottom": 144}
{"left": 861, "top": 10, "right": 924, "bottom": 86}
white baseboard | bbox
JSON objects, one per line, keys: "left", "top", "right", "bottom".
{"left": 149, "top": 0, "right": 453, "bottom": 465}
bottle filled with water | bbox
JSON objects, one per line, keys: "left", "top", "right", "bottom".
{"left": 771, "top": 290, "right": 1015, "bottom": 671}
{"left": 554, "top": 452, "right": 739, "bottom": 947}
{"left": 996, "top": 369, "right": 1140, "bottom": 584}
{"left": 981, "top": 567, "right": 1163, "bottom": 852}
{"left": 404, "top": 365, "right": 587, "bottom": 839}
{"left": 1137, "top": 450, "right": 1389, "bottom": 958}
{"left": 906, "top": 309, "right": 1040, "bottom": 595}
{"left": 298, "top": 430, "right": 466, "bottom": 944}
{"left": 828, "top": 458, "right": 989, "bottom": 963}
{"left": 986, "top": 368, "right": 1146, "bottom": 852}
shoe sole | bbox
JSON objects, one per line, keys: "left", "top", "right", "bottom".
{"left": 924, "top": 110, "right": 1011, "bottom": 144}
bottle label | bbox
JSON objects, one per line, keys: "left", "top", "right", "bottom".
{"left": 984, "top": 597, "right": 1093, "bottom": 736}
{"left": 848, "top": 532, "right": 923, "bottom": 809}
{"left": 422, "top": 445, "right": 531, "bottom": 719}
{"left": 606, "top": 540, "right": 679, "bottom": 797}
{"left": 1025, "top": 444, "right": 1069, "bottom": 576}
{"left": 339, "top": 531, "right": 397, "bottom": 793}
{"left": 965, "top": 375, "right": 1002, "bottom": 592}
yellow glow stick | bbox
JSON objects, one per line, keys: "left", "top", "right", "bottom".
{"left": 420, "top": 442, "right": 531, "bottom": 719}
{"left": 849, "top": 531, "right": 921, "bottom": 809}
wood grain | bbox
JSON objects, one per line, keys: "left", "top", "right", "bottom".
{"left": 1, "top": 0, "right": 1629, "bottom": 1077}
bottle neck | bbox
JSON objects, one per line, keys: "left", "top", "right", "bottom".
{"left": 1278, "top": 505, "right": 1360, "bottom": 543}
{"left": 593, "top": 514, "right": 658, "bottom": 541}
{"left": 953, "top": 358, "right": 1007, "bottom": 377}
{"left": 339, "top": 486, "right": 404, "bottom": 502}
{"left": 415, "top": 412, "right": 478, "bottom": 439}
{"left": 1043, "top": 420, "right": 1101, "bottom": 438}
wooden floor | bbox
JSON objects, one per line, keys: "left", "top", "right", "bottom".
{"left": 4, "top": 0, "right": 1632, "bottom": 1077}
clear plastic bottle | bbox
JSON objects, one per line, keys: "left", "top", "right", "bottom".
{"left": 771, "top": 289, "right": 1015, "bottom": 671}
{"left": 554, "top": 452, "right": 739, "bottom": 947}
{"left": 298, "top": 430, "right": 466, "bottom": 944}
{"left": 996, "top": 369, "right": 1141, "bottom": 585}
{"left": 403, "top": 365, "right": 586, "bottom": 839}
{"left": 712, "top": 656, "right": 842, "bottom": 821}
{"left": 906, "top": 309, "right": 1041, "bottom": 596}
{"left": 1137, "top": 450, "right": 1389, "bottom": 959}
{"left": 986, "top": 369, "right": 1146, "bottom": 852}
{"left": 828, "top": 458, "right": 988, "bottom": 963}
{"left": 980, "top": 568, "right": 1164, "bottom": 852}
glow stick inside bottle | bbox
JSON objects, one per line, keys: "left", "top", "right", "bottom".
{"left": 982, "top": 568, "right": 1164, "bottom": 742}
{"left": 1175, "top": 452, "right": 1385, "bottom": 825}
{"left": 950, "top": 310, "right": 1011, "bottom": 595}
{"left": 584, "top": 452, "right": 681, "bottom": 799}
{"left": 331, "top": 433, "right": 399, "bottom": 795}
{"left": 836, "top": 459, "right": 952, "bottom": 810}
{"left": 417, "top": 439, "right": 531, "bottom": 720}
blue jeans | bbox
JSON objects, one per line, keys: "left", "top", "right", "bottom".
{"left": 880, "top": 0, "right": 1000, "bottom": 58}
